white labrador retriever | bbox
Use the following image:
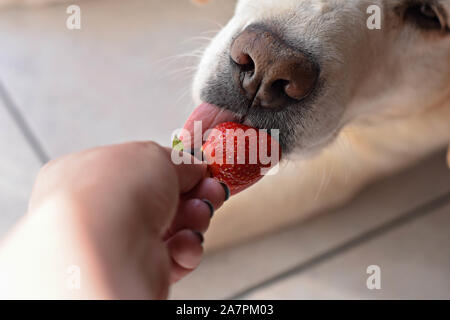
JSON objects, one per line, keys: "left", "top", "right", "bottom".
{"left": 189, "top": 0, "right": 450, "bottom": 250}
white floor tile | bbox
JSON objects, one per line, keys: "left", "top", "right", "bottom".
{"left": 244, "top": 202, "right": 450, "bottom": 300}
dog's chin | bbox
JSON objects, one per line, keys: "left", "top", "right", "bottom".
{"left": 193, "top": 88, "right": 342, "bottom": 157}
{"left": 288, "top": 136, "right": 338, "bottom": 161}
{"left": 192, "top": 100, "right": 340, "bottom": 159}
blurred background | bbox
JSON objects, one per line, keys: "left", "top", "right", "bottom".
{"left": 0, "top": 0, "right": 449, "bottom": 299}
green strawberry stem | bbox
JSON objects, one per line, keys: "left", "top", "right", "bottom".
{"left": 172, "top": 136, "right": 184, "bottom": 152}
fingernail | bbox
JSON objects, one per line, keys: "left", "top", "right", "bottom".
{"left": 202, "top": 199, "right": 214, "bottom": 218}
{"left": 193, "top": 231, "right": 204, "bottom": 244}
{"left": 219, "top": 182, "right": 230, "bottom": 201}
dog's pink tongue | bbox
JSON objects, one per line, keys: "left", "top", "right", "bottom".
{"left": 181, "top": 103, "right": 237, "bottom": 149}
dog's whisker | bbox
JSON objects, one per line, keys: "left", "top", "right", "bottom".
{"left": 152, "top": 50, "right": 205, "bottom": 67}
{"left": 197, "top": 18, "right": 225, "bottom": 30}
{"left": 180, "top": 36, "right": 214, "bottom": 46}
{"left": 199, "top": 29, "right": 222, "bottom": 36}
{"left": 335, "top": 136, "right": 351, "bottom": 185}
{"left": 166, "top": 66, "right": 198, "bottom": 76}
{"left": 152, "top": 43, "right": 208, "bottom": 67}
{"left": 314, "top": 158, "right": 329, "bottom": 201}
{"left": 186, "top": 36, "right": 214, "bottom": 42}
{"left": 175, "top": 87, "right": 193, "bottom": 105}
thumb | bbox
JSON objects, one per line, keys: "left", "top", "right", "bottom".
{"left": 165, "top": 147, "right": 207, "bottom": 193}
{"left": 146, "top": 147, "right": 206, "bottom": 234}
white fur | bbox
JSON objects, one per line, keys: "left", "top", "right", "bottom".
{"left": 193, "top": 0, "right": 450, "bottom": 251}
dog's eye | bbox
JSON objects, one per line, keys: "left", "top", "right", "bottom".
{"left": 404, "top": 3, "right": 446, "bottom": 31}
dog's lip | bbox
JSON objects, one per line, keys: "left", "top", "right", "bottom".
{"left": 180, "top": 103, "right": 239, "bottom": 147}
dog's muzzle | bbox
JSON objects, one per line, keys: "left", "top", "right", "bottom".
{"left": 230, "top": 25, "right": 319, "bottom": 109}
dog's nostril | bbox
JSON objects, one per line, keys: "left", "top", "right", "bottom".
{"left": 241, "top": 55, "right": 255, "bottom": 73}
{"left": 271, "top": 79, "right": 290, "bottom": 98}
{"left": 230, "top": 25, "right": 319, "bottom": 109}
{"left": 231, "top": 51, "right": 255, "bottom": 73}
{"left": 284, "top": 80, "right": 314, "bottom": 101}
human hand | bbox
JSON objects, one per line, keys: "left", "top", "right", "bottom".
{"left": 0, "top": 142, "right": 228, "bottom": 299}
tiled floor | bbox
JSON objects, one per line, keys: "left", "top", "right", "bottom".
{"left": 243, "top": 202, "right": 450, "bottom": 300}
{"left": 0, "top": 0, "right": 449, "bottom": 299}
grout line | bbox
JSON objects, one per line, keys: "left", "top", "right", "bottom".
{"left": 228, "top": 191, "right": 450, "bottom": 300}
{"left": 0, "top": 79, "right": 50, "bottom": 164}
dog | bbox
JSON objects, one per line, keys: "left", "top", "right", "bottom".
{"left": 191, "top": 0, "right": 450, "bottom": 251}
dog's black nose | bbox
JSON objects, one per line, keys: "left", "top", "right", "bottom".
{"left": 230, "top": 25, "right": 319, "bottom": 109}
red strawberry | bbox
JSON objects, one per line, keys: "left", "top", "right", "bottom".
{"left": 202, "top": 122, "right": 281, "bottom": 196}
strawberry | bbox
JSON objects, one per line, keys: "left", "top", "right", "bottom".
{"left": 202, "top": 122, "right": 281, "bottom": 196}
